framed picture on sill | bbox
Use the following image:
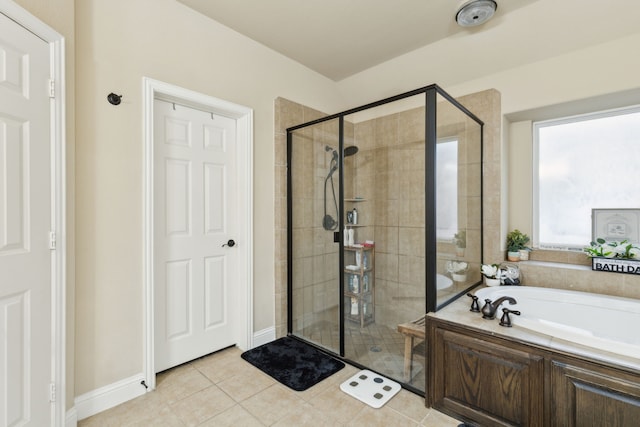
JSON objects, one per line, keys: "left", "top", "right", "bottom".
{"left": 592, "top": 208, "right": 640, "bottom": 243}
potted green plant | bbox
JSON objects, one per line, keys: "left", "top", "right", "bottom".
{"left": 506, "top": 229, "right": 530, "bottom": 262}
{"left": 453, "top": 230, "right": 466, "bottom": 256}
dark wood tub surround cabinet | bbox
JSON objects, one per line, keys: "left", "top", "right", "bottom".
{"left": 429, "top": 326, "right": 545, "bottom": 426}
{"left": 551, "top": 361, "right": 640, "bottom": 427}
{"left": 427, "top": 318, "right": 640, "bottom": 427}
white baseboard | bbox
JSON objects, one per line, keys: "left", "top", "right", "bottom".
{"left": 71, "top": 330, "right": 275, "bottom": 421}
{"left": 74, "top": 373, "right": 147, "bottom": 420}
{"left": 65, "top": 407, "right": 77, "bottom": 427}
{"left": 252, "top": 326, "right": 276, "bottom": 348}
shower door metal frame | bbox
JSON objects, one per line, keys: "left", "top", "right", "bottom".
{"left": 286, "top": 84, "right": 484, "bottom": 373}
{"left": 428, "top": 86, "right": 485, "bottom": 312}
{"left": 286, "top": 116, "right": 346, "bottom": 357}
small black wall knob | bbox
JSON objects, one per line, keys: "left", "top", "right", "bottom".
{"left": 107, "top": 93, "right": 122, "bottom": 105}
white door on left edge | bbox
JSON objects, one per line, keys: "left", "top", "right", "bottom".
{"left": 0, "top": 11, "right": 52, "bottom": 426}
{"left": 154, "top": 99, "right": 238, "bottom": 372}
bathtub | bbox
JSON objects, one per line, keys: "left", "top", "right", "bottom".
{"left": 474, "top": 286, "right": 640, "bottom": 360}
{"left": 437, "top": 274, "right": 453, "bottom": 290}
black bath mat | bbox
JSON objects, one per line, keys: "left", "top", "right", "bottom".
{"left": 241, "top": 337, "right": 345, "bottom": 391}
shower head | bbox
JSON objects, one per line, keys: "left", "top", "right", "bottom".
{"left": 344, "top": 146, "right": 359, "bottom": 157}
{"left": 322, "top": 145, "right": 357, "bottom": 232}
{"left": 325, "top": 145, "right": 358, "bottom": 157}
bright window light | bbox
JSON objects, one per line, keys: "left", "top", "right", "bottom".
{"left": 534, "top": 106, "right": 640, "bottom": 250}
{"left": 437, "top": 139, "right": 458, "bottom": 240}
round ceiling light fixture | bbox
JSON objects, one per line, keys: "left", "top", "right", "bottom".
{"left": 455, "top": 0, "right": 498, "bottom": 27}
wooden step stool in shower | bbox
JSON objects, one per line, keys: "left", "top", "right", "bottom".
{"left": 397, "top": 315, "right": 426, "bottom": 382}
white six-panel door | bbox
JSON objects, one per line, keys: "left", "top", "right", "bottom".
{"left": 0, "top": 11, "right": 53, "bottom": 426}
{"left": 153, "top": 99, "right": 238, "bottom": 372}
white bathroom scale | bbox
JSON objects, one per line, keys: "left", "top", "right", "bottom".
{"left": 339, "top": 369, "right": 401, "bottom": 408}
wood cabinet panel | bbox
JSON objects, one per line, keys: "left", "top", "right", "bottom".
{"left": 430, "top": 327, "right": 544, "bottom": 426}
{"left": 427, "top": 317, "right": 640, "bottom": 427}
{"left": 551, "top": 361, "right": 640, "bottom": 427}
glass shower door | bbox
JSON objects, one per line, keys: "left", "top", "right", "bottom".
{"left": 288, "top": 118, "right": 342, "bottom": 354}
{"left": 342, "top": 94, "right": 428, "bottom": 392}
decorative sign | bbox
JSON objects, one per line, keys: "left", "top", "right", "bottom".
{"left": 591, "top": 257, "right": 640, "bottom": 275}
{"left": 592, "top": 209, "right": 640, "bottom": 243}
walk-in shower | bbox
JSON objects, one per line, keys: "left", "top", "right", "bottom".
{"left": 286, "top": 85, "right": 483, "bottom": 394}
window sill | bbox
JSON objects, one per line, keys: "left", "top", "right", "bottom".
{"left": 516, "top": 259, "right": 591, "bottom": 271}
{"left": 526, "top": 249, "right": 590, "bottom": 267}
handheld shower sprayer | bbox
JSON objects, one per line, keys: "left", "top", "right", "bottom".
{"left": 322, "top": 145, "right": 359, "bottom": 231}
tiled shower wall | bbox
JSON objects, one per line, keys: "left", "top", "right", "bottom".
{"left": 274, "top": 98, "right": 323, "bottom": 337}
{"left": 275, "top": 102, "right": 355, "bottom": 336}
{"left": 348, "top": 100, "right": 483, "bottom": 328}
{"left": 349, "top": 109, "right": 428, "bottom": 328}
{"left": 288, "top": 120, "right": 359, "bottom": 332}
{"left": 434, "top": 99, "right": 483, "bottom": 291}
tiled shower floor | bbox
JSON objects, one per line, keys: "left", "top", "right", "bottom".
{"left": 296, "top": 318, "right": 426, "bottom": 392}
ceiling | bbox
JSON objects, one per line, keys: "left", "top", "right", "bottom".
{"left": 176, "top": 0, "right": 640, "bottom": 82}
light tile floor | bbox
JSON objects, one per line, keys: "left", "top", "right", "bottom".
{"left": 78, "top": 346, "right": 459, "bottom": 426}
{"left": 298, "top": 316, "right": 426, "bottom": 391}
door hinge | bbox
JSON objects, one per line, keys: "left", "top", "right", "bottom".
{"left": 49, "top": 383, "right": 56, "bottom": 402}
{"left": 48, "top": 79, "right": 55, "bottom": 98}
{"left": 49, "top": 231, "right": 56, "bottom": 250}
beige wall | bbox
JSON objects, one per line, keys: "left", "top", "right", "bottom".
{"left": 447, "top": 33, "right": 640, "bottom": 116}
{"left": 337, "top": 15, "right": 640, "bottom": 116}
{"left": 73, "top": 0, "right": 343, "bottom": 395}
{"left": 507, "top": 120, "right": 533, "bottom": 235}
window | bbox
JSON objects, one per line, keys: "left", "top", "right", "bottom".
{"left": 533, "top": 106, "right": 640, "bottom": 250}
{"left": 436, "top": 138, "right": 458, "bottom": 240}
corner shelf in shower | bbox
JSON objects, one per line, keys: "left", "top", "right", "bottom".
{"left": 345, "top": 198, "right": 367, "bottom": 228}
{"left": 344, "top": 245, "right": 375, "bottom": 328}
